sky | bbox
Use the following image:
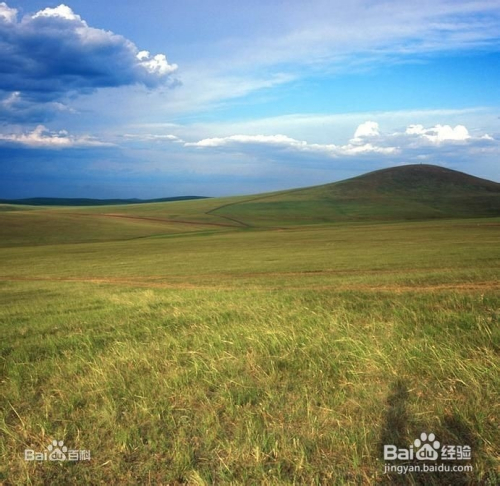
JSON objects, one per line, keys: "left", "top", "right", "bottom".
{"left": 1, "top": 0, "right": 500, "bottom": 199}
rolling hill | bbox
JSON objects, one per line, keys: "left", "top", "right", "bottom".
{"left": 208, "top": 164, "right": 500, "bottom": 226}
{"left": 1, "top": 164, "right": 499, "bottom": 247}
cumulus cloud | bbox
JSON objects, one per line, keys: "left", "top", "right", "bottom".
{"left": 32, "top": 4, "right": 80, "bottom": 21}
{"left": 0, "top": 125, "right": 113, "bottom": 148}
{"left": 353, "top": 121, "right": 380, "bottom": 139}
{"left": 137, "top": 51, "right": 177, "bottom": 77}
{"left": 0, "top": 2, "right": 178, "bottom": 106}
{"left": 182, "top": 121, "right": 495, "bottom": 163}
{"left": 185, "top": 130, "right": 398, "bottom": 157}
{"left": 405, "top": 124, "right": 470, "bottom": 143}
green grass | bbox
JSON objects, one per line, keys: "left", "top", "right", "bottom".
{"left": 1, "top": 214, "right": 499, "bottom": 484}
{"left": 1, "top": 166, "right": 500, "bottom": 484}
{"left": 1, "top": 281, "right": 498, "bottom": 485}
{"left": 0, "top": 206, "right": 231, "bottom": 248}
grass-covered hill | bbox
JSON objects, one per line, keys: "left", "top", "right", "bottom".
{"left": 1, "top": 164, "right": 499, "bottom": 247}
{"left": 208, "top": 164, "right": 500, "bottom": 226}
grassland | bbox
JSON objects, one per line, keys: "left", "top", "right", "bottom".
{"left": 1, "top": 166, "right": 499, "bottom": 484}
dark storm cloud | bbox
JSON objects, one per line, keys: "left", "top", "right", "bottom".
{"left": 0, "top": 2, "right": 178, "bottom": 118}
{"left": 0, "top": 91, "right": 73, "bottom": 122}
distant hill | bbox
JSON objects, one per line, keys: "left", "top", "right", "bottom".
{"left": 0, "top": 195, "right": 209, "bottom": 207}
{"left": 2, "top": 165, "right": 499, "bottom": 226}
{"left": 209, "top": 164, "right": 500, "bottom": 226}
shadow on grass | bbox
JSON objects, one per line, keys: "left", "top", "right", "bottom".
{"left": 379, "top": 378, "right": 410, "bottom": 452}
{"left": 377, "top": 379, "right": 476, "bottom": 485}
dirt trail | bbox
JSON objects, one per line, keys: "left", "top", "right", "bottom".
{"left": 102, "top": 213, "right": 239, "bottom": 228}
{"left": 43, "top": 211, "right": 241, "bottom": 228}
{"left": 1, "top": 275, "right": 498, "bottom": 293}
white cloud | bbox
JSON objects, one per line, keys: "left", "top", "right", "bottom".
{"left": 186, "top": 134, "right": 299, "bottom": 148}
{"left": 137, "top": 51, "right": 178, "bottom": 76}
{"left": 185, "top": 129, "right": 398, "bottom": 157}
{"left": 180, "top": 120, "right": 495, "bottom": 163}
{"left": 405, "top": 124, "right": 471, "bottom": 143}
{"left": 0, "top": 1, "right": 16, "bottom": 23}
{"left": 33, "top": 4, "right": 80, "bottom": 21}
{"left": 0, "top": 125, "right": 113, "bottom": 148}
{"left": 150, "top": 107, "right": 493, "bottom": 147}
{"left": 353, "top": 121, "right": 380, "bottom": 139}
{"left": 340, "top": 142, "right": 397, "bottom": 156}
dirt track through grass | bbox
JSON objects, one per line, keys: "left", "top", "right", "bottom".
{"left": 51, "top": 211, "right": 244, "bottom": 228}
{"left": 0, "top": 275, "right": 499, "bottom": 293}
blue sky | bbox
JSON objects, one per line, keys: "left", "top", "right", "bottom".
{"left": 1, "top": 1, "right": 500, "bottom": 198}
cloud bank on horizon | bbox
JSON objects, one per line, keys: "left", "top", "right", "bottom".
{"left": 185, "top": 121, "right": 492, "bottom": 155}
{"left": 0, "top": 0, "right": 499, "bottom": 198}
{"left": 0, "top": 124, "right": 113, "bottom": 148}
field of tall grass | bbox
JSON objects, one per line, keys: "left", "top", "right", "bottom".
{"left": 1, "top": 214, "right": 499, "bottom": 484}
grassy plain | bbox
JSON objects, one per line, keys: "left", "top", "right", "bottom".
{"left": 0, "top": 183, "right": 499, "bottom": 484}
